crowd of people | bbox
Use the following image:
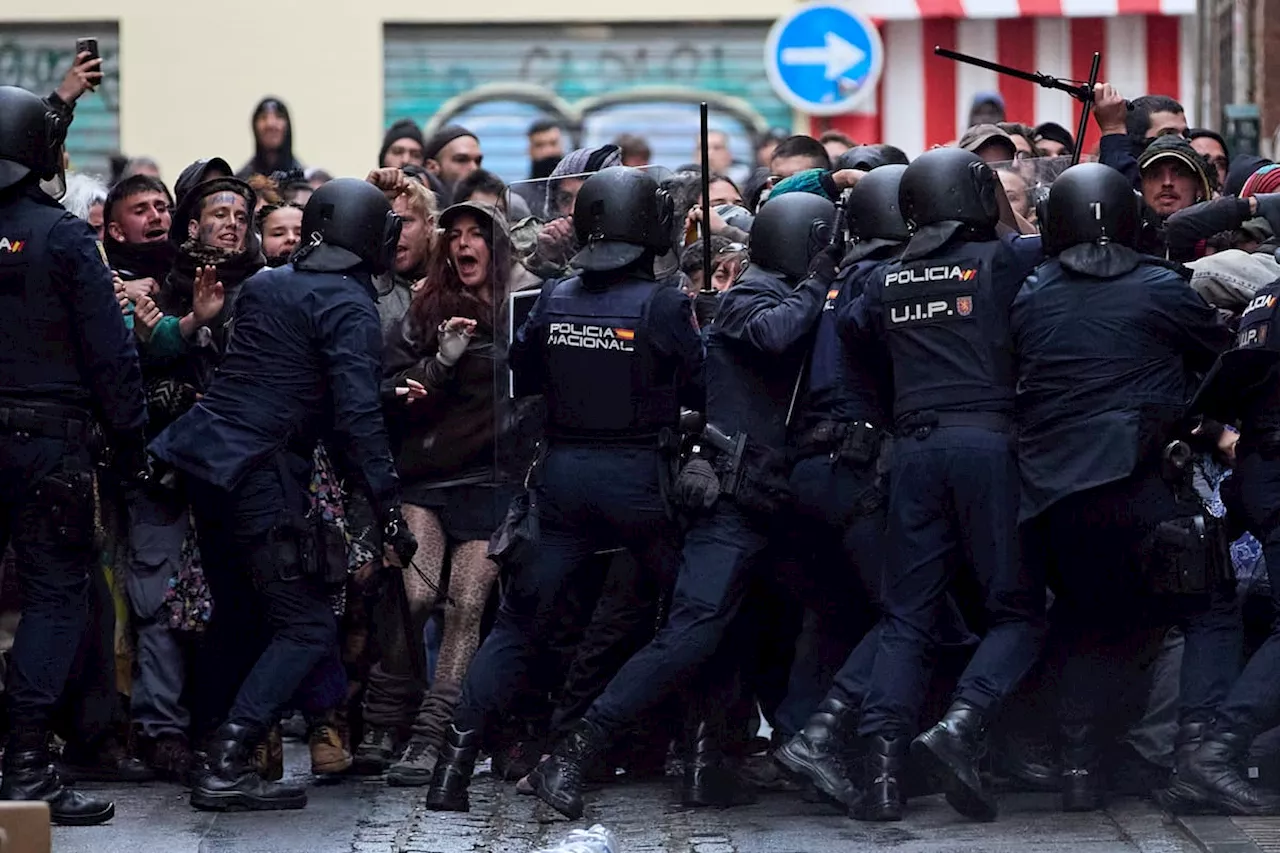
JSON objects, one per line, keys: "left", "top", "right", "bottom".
{"left": 4, "top": 46, "right": 1280, "bottom": 836}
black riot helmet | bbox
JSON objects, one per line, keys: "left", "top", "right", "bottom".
{"left": 900, "top": 147, "right": 1000, "bottom": 231}
{"left": 570, "top": 167, "right": 673, "bottom": 273}
{"left": 836, "top": 145, "right": 889, "bottom": 172}
{"left": 294, "top": 178, "right": 402, "bottom": 274}
{"left": 899, "top": 148, "right": 1000, "bottom": 260}
{"left": 0, "top": 86, "right": 68, "bottom": 191}
{"left": 846, "top": 164, "right": 909, "bottom": 247}
{"left": 749, "top": 192, "right": 836, "bottom": 281}
{"left": 1041, "top": 162, "right": 1141, "bottom": 255}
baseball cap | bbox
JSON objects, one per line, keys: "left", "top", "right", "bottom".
{"left": 958, "top": 124, "right": 1017, "bottom": 160}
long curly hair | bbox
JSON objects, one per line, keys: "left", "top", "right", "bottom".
{"left": 408, "top": 206, "right": 513, "bottom": 345}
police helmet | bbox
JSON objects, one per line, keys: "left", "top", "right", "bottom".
{"left": 569, "top": 167, "right": 673, "bottom": 273}
{"left": 295, "top": 178, "right": 402, "bottom": 274}
{"left": 750, "top": 192, "right": 836, "bottom": 281}
{"left": 847, "top": 164, "right": 909, "bottom": 245}
{"left": 0, "top": 86, "right": 68, "bottom": 191}
{"left": 836, "top": 146, "right": 889, "bottom": 173}
{"left": 899, "top": 148, "right": 1000, "bottom": 260}
{"left": 899, "top": 147, "right": 1000, "bottom": 232}
{"left": 1041, "top": 162, "right": 1141, "bottom": 255}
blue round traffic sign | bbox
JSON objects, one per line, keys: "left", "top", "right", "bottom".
{"left": 764, "top": 4, "right": 884, "bottom": 116}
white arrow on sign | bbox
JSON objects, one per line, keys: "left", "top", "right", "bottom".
{"left": 780, "top": 32, "right": 866, "bottom": 81}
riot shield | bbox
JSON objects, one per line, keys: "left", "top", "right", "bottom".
{"left": 987, "top": 155, "right": 1076, "bottom": 230}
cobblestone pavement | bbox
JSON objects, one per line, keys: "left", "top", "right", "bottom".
{"left": 45, "top": 744, "right": 1201, "bottom": 853}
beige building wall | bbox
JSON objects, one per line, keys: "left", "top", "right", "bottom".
{"left": 3, "top": 0, "right": 788, "bottom": 181}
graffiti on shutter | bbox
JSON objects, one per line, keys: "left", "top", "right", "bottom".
{"left": 385, "top": 24, "right": 792, "bottom": 181}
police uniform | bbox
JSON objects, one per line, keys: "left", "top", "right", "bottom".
{"left": 449, "top": 272, "right": 701, "bottom": 728}
{"left": 150, "top": 178, "right": 408, "bottom": 812}
{"left": 772, "top": 254, "right": 894, "bottom": 805}
{"left": 0, "top": 86, "right": 147, "bottom": 826}
{"left": 1013, "top": 165, "right": 1235, "bottom": 809}
{"left": 425, "top": 167, "right": 703, "bottom": 816}
{"left": 1166, "top": 279, "right": 1280, "bottom": 816}
{"left": 504, "top": 191, "right": 840, "bottom": 821}
{"left": 840, "top": 148, "right": 1046, "bottom": 823}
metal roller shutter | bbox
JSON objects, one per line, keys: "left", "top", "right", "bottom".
{"left": 384, "top": 23, "right": 793, "bottom": 182}
{"left": 0, "top": 24, "right": 120, "bottom": 179}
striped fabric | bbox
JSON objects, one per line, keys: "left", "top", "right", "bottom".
{"left": 814, "top": 12, "right": 1195, "bottom": 158}
{"left": 849, "top": 0, "right": 1193, "bottom": 18}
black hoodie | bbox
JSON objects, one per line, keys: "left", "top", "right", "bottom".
{"left": 237, "top": 97, "right": 303, "bottom": 179}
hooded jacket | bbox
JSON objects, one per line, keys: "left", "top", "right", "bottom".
{"left": 237, "top": 97, "right": 303, "bottom": 179}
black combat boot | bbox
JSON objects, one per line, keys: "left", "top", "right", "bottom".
{"left": 1060, "top": 722, "right": 1103, "bottom": 812}
{"left": 681, "top": 721, "right": 758, "bottom": 808}
{"left": 1160, "top": 727, "right": 1280, "bottom": 816}
{"left": 1173, "top": 721, "right": 1208, "bottom": 771}
{"left": 59, "top": 733, "right": 156, "bottom": 784}
{"left": 775, "top": 697, "right": 857, "bottom": 806}
{"left": 911, "top": 700, "right": 997, "bottom": 821}
{"left": 190, "top": 723, "right": 307, "bottom": 811}
{"left": 1, "top": 728, "right": 115, "bottom": 826}
{"left": 424, "top": 725, "right": 481, "bottom": 812}
{"left": 850, "top": 735, "right": 906, "bottom": 822}
{"left": 527, "top": 718, "right": 608, "bottom": 820}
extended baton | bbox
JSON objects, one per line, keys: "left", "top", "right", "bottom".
{"left": 699, "top": 102, "right": 715, "bottom": 294}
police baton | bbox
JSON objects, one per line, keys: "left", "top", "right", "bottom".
{"left": 933, "top": 47, "right": 1127, "bottom": 166}
{"left": 699, "top": 102, "right": 715, "bottom": 294}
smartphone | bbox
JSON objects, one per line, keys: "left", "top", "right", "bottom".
{"left": 75, "top": 37, "right": 99, "bottom": 64}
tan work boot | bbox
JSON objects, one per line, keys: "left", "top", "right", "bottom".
{"left": 308, "top": 715, "right": 353, "bottom": 776}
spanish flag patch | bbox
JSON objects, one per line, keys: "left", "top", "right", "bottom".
{"left": 613, "top": 328, "right": 635, "bottom": 341}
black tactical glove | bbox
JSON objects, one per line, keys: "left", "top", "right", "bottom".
{"left": 807, "top": 244, "right": 842, "bottom": 285}
{"left": 675, "top": 458, "right": 720, "bottom": 511}
{"left": 381, "top": 505, "right": 418, "bottom": 569}
{"left": 693, "top": 290, "right": 719, "bottom": 329}
{"left": 1253, "top": 193, "right": 1280, "bottom": 237}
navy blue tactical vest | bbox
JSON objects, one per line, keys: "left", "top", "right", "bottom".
{"left": 542, "top": 275, "right": 677, "bottom": 439}
{"left": 0, "top": 194, "right": 90, "bottom": 407}
{"left": 878, "top": 239, "right": 1015, "bottom": 419}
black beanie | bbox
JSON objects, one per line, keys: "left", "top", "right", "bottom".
{"left": 379, "top": 119, "right": 426, "bottom": 166}
{"left": 424, "top": 125, "right": 477, "bottom": 162}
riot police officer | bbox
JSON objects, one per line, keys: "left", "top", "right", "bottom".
{"left": 424, "top": 166, "right": 704, "bottom": 813}
{"left": 149, "top": 178, "right": 416, "bottom": 811}
{"left": 1169, "top": 268, "right": 1280, "bottom": 815}
{"left": 0, "top": 86, "right": 147, "bottom": 825}
{"left": 842, "top": 147, "right": 1045, "bottom": 822}
{"left": 1013, "top": 163, "right": 1234, "bottom": 812}
{"left": 774, "top": 166, "right": 905, "bottom": 807}
{"left": 513, "top": 190, "right": 841, "bottom": 820}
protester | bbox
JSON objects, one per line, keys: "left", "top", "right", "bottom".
{"left": 238, "top": 97, "right": 302, "bottom": 179}
{"left": 424, "top": 125, "right": 483, "bottom": 191}
{"left": 381, "top": 119, "right": 427, "bottom": 169}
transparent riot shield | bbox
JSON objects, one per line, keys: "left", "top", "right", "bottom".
{"left": 987, "top": 155, "right": 1076, "bottom": 231}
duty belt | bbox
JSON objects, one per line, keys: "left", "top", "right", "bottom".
{"left": 794, "top": 419, "right": 883, "bottom": 465}
{"left": 897, "top": 410, "right": 1013, "bottom": 439}
{"left": 0, "top": 403, "right": 92, "bottom": 442}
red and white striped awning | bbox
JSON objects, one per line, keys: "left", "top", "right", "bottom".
{"left": 851, "top": 0, "right": 1193, "bottom": 18}
{"left": 814, "top": 10, "right": 1196, "bottom": 158}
